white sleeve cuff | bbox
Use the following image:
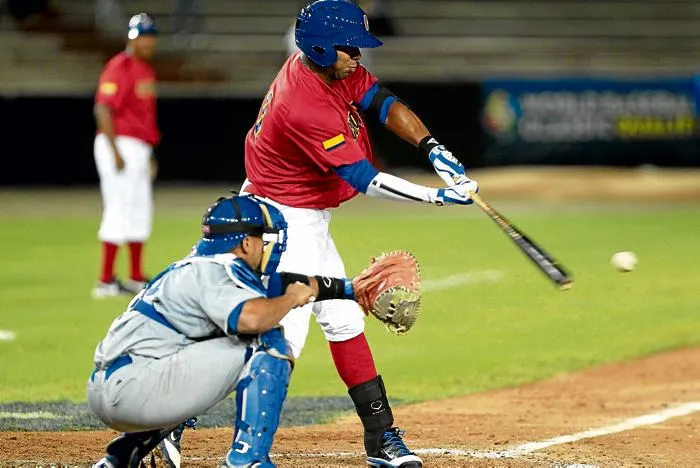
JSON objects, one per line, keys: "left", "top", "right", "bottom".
{"left": 366, "top": 172, "right": 437, "bottom": 203}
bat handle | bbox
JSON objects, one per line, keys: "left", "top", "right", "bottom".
{"left": 468, "top": 191, "right": 486, "bottom": 209}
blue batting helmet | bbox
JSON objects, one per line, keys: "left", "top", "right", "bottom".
{"left": 195, "top": 195, "right": 288, "bottom": 276}
{"left": 128, "top": 13, "right": 158, "bottom": 40}
{"left": 295, "top": 0, "right": 383, "bottom": 67}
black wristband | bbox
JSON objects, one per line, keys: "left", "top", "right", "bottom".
{"left": 278, "top": 272, "right": 310, "bottom": 288}
{"left": 418, "top": 135, "right": 440, "bottom": 159}
{"left": 314, "top": 276, "right": 346, "bottom": 301}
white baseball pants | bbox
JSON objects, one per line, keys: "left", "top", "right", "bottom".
{"left": 94, "top": 134, "right": 153, "bottom": 244}
{"left": 244, "top": 191, "right": 366, "bottom": 359}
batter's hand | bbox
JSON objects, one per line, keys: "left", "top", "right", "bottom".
{"left": 427, "top": 143, "right": 468, "bottom": 186}
{"left": 285, "top": 282, "right": 315, "bottom": 308}
{"left": 456, "top": 175, "right": 479, "bottom": 192}
{"left": 149, "top": 157, "right": 158, "bottom": 181}
{"left": 431, "top": 179, "right": 479, "bottom": 206}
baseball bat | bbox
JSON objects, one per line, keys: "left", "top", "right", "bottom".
{"left": 469, "top": 192, "right": 573, "bottom": 291}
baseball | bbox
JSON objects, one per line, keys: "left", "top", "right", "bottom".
{"left": 611, "top": 251, "right": 638, "bottom": 272}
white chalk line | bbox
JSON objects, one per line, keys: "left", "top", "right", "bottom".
{"left": 0, "top": 329, "right": 16, "bottom": 341}
{"left": 490, "top": 401, "right": 700, "bottom": 459}
{"left": 181, "top": 401, "right": 700, "bottom": 462}
{"left": 422, "top": 270, "right": 504, "bottom": 292}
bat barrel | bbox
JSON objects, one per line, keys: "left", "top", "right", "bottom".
{"left": 470, "top": 192, "right": 574, "bottom": 291}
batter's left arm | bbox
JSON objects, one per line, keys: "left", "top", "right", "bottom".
{"left": 384, "top": 100, "right": 430, "bottom": 147}
{"left": 360, "top": 84, "right": 472, "bottom": 187}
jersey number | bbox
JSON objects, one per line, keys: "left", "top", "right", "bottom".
{"left": 253, "top": 89, "right": 274, "bottom": 138}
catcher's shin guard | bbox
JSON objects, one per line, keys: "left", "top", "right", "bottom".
{"left": 348, "top": 375, "right": 394, "bottom": 457}
{"left": 228, "top": 329, "right": 292, "bottom": 466}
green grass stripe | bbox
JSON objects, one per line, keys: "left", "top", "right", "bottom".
{"left": 1, "top": 189, "right": 699, "bottom": 403}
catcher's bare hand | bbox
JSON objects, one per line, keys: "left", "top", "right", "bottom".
{"left": 285, "top": 282, "right": 315, "bottom": 308}
{"left": 352, "top": 251, "right": 421, "bottom": 334}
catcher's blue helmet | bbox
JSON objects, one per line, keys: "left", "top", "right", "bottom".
{"left": 295, "top": 0, "right": 383, "bottom": 67}
{"left": 195, "top": 195, "right": 288, "bottom": 276}
{"left": 128, "top": 13, "right": 158, "bottom": 40}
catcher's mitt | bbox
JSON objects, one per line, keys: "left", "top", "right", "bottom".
{"left": 352, "top": 251, "right": 421, "bottom": 334}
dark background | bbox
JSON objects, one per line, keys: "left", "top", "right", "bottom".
{"left": 1, "top": 81, "right": 697, "bottom": 186}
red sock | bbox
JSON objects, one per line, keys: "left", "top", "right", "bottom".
{"left": 100, "top": 242, "right": 119, "bottom": 284}
{"left": 329, "top": 333, "right": 378, "bottom": 388}
{"left": 128, "top": 242, "right": 145, "bottom": 281}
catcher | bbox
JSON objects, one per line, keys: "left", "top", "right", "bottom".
{"left": 88, "top": 194, "right": 420, "bottom": 468}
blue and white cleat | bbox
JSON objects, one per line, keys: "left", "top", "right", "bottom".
{"left": 366, "top": 428, "right": 423, "bottom": 467}
{"left": 220, "top": 449, "right": 276, "bottom": 468}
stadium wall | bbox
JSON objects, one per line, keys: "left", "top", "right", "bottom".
{"left": 1, "top": 80, "right": 698, "bottom": 186}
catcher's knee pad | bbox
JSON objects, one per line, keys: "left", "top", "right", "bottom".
{"left": 258, "top": 327, "right": 294, "bottom": 363}
{"left": 229, "top": 345, "right": 292, "bottom": 465}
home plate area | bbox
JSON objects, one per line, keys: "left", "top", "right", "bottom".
{"left": 1, "top": 346, "right": 699, "bottom": 467}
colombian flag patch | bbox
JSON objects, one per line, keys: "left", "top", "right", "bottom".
{"left": 322, "top": 134, "right": 346, "bottom": 151}
{"left": 99, "top": 82, "right": 118, "bottom": 95}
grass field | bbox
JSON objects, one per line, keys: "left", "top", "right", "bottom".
{"left": 1, "top": 185, "right": 699, "bottom": 404}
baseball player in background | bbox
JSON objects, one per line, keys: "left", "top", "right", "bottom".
{"left": 90, "top": 194, "right": 391, "bottom": 467}
{"left": 92, "top": 13, "right": 160, "bottom": 299}
{"left": 241, "top": 1, "right": 479, "bottom": 466}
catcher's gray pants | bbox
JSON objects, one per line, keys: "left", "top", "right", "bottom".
{"left": 87, "top": 337, "right": 247, "bottom": 432}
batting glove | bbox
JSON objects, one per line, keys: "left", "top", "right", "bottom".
{"left": 420, "top": 136, "right": 469, "bottom": 186}
{"left": 430, "top": 180, "right": 478, "bottom": 206}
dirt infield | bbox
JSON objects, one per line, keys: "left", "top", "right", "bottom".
{"left": 411, "top": 166, "right": 700, "bottom": 203}
{"left": 2, "top": 346, "right": 699, "bottom": 467}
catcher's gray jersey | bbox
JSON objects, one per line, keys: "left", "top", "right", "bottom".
{"left": 88, "top": 253, "right": 269, "bottom": 432}
{"left": 93, "top": 253, "right": 265, "bottom": 368}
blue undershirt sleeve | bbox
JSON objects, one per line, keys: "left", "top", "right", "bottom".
{"left": 379, "top": 96, "right": 397, "bottom": 125}
{"left": 226, "top": 301, "right": 247, "bottom": 335}
{"left": 358, "top": 82, "right": 380, "bottom": 111}
{"left": 333, "top": 159, "right": 380, "bottom": 193}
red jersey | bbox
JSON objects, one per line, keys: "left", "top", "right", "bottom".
{"left": 95, "top": 51, "right": 160, "bottom": 146}
{"left": 244, "top": 52, "right": 378, "bottom": 209}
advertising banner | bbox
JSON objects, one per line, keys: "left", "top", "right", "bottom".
{"left": 480, "top": 78, "right": 699, "bottom": 166}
